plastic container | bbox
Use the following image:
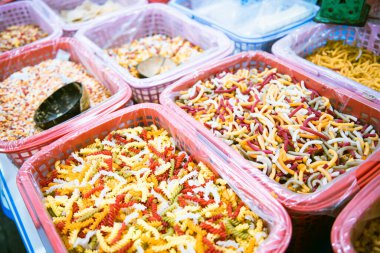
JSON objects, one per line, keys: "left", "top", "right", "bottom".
{"left": 17, "top": 103, "right": 292, "bottom": 253}
{"left": 160, "top": 51, "right": 380, "bottom": 252}
{"left": 0, "top": 1, "right": 62, "bottom": 55}
{"left": 76, "top": 4, "right": 234, "bottom": 103}
{"left": 170, "top": 0, "right": 319, "bottom": 52}
{"left": 272, "top": 20, "right": 380, "bottom": 104}
{"left": 331, "top": 173, "right": 380, "bottom": 253}
{"left": 0, "top": 154, "right": 49, "bottom": 253}
{"left": 0, "top": 38, "right": 132, "bottom": 167}
{"left": 34, "top": 0, "right": 147, "bottom": 37}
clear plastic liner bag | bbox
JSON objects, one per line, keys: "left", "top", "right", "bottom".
{"left": 160, "top": 51, "right": 380, "bottom": 251}
{"left": 332, "top": 174, "right": 380, "bottom": 253}
{"left": 161, "top": 51, "right": 380, "bottom": 216}
{"left": 17, "top": 104, "right": 292, "bottom": 253}
{"left": 75, "top": 4, "right": 233, "bottom": 103}
{"left": 182, "top": 0, "right": 316, "bottom": 38}
{"left": 34, "top": 0, "right": 147, "bottom": 36}
{"left": 0, "top": 38, "right": 132, "bottom": 167}
{"left": 272, "top": 20, "right": 380, "bottom": 104}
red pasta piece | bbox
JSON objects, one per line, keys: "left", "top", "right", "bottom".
{"left": 174, "top": 225, "right": 184, "bottom": 235}
{"left": 128, "top": 147, "right": 140, "bottom": 154}
{"left": 116, "top": 241, "right": 133, "bottom": 253}
{"left": 232, "top": 202, "right": 244, "bottom": 219}
{"left": 72, "top": 202, "right": 79, "bottom": 214}
{"left": 227, "top": 203, "right": 234, "bottom": 218}
{"left": 88, "top": 150, "right": 112, "bottom": 156}
{"left": 203, "top": 238, "right": 223, "bottom": 253}
{"left": 39, "top": 170, "right": 58, "bottom": 187}
{"left": 141, "top": 129, "right": 149, "bottom": 141}
{"left": 207, "top": 214, "right": 223, "bottom": 222}
{"left": 175, "top": 153, "right": 186, "bottom": 169}
{"left": 113, "top": 134, "right": 129, "bottom": 145}
{"left": 56, "top": 221, "right": 65, "bottom": 231}
{"left": 111, "top": 223, "right": 127, "bottom": 244}
{"left": 83, "top": 185, "right": 104, "bottom": 199}
{"left": 182, "top": 195, "right": 214, "bottom": 207}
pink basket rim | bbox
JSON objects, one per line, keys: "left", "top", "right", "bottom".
{"left": 75, "top": 3, "right": 234, "bottom": 89}
{"left": 17, "top": 103, "right": 292, "bottom": 253}
{"left": 0, "top": 37, "right": 132, "bottom": 153}
{"left": 331, "top": 173, "right": 380, "bottom": 253}
{"left": 0, "top": 1, "right": 62, "bottom": 56}
{"left": 271, "top": 21, "right": 380, "bottom": 104}
{"left": 160, "top": 50, "right": 380, "bottom": 213}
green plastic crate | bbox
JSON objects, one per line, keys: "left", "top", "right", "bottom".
{"left": 314, "top": 0, "right": 370, "bottom": 26}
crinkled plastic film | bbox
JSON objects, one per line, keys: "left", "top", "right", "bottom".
{"left": 160, "top": 51, "right": 380, "bottom": 215}
{"left": 0, "top": 1, "right": 62, "bottom": 56}
{"left": 75, "top": 4, "right": 234, "bottom": 103}
{"left": 170, "top": 0, "right": 318, "bottom": 52}
{"left": 272, "top": 20, "right": 380, "bottom": 104}
{"left": 16, "top": 104, "right": 291, "bottom": 253}
{"left": 331, "top": 174, "right": 380, "bottom": 253}
{"left": 0, "top": 38, "right": 132, "bottom": 167}
{"left": 34, "top": 0, "right": 147, "bottom": 36}
{"left": 367, "top": 0, "right": 380, "bottom": 19}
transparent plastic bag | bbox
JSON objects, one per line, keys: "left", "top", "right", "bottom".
{"left": 0, "top": 38, "right": 132, "bottom": 167}
{"left": 272, "top": 20, "right": 380, "bottom": 104}
{"left": 332, "top": 174, "right": 380, "bottom": 253}
{"left": 179, "top": 0, "right": 317, "bottom": 38}
{"left": 17, "top": 104, "right": 292, "bottom": 253}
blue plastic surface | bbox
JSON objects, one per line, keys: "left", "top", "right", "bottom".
{"left": 0, "top": 155, "right": 47, "bottom": 253}
{"left": 170, "top": 0, "right": 319, "bottom": 52}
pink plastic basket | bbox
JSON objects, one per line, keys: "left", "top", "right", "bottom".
{"left": 0, "top": 1, "right": 62, "bottom": 55}
{"left": 272, "top": 20, "right": 380, "bottom": 104}
{"left": 331, "top": 173, "right": 380, "bottom": 253}
{"left": 17, "top": 103, "right": 292, "bottom": 253}
{"left": 0, "top": 38, "right": 132, "bottom": 167}
{"left": 76, "top": 4, "right": 234, "bottom": 103}
{"left": 34, "top": 0, "right": 147, "bottom": 37}
{"left": 160, "top": 51, "right": 380, "bottom": 252}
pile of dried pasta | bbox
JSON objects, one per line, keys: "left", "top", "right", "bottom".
{"left": 306, "top": 40, "right": 380, "bottom": 92}
{"left": 354, "top": 217, "right": 380, "bottom": 253}
{"left": 41, "top": 125, "right": 268, "bottom": 252}
{"left": 175, "top": 67, "right": 379, "bottom": 194}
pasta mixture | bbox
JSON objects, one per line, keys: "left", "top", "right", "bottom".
{"left": 354, "top": 217, "right": 380, "bottom": 253}
{"left": 0, "top": 58, "right": 111, "bottom": 142}
{"left": 60, "top": 0, "right": 123, "bottom": 24}
{"left": 176, "top": 67, "right": 379, "bottom": 193}
{"left": 41, "top": 125, "right": 268, "bottom": 252}
{"left": 0, "top": 24, "right": 48, "bottom": 53}
{"left": 306, "top": 40, "right": 380, "bottom": 92}
{"left": 106, "top": 35, "right": 203, "bottom": 78}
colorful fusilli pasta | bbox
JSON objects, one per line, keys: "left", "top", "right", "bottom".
{"left": 41, "top": 125, "right": 268, "bottom": 252}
